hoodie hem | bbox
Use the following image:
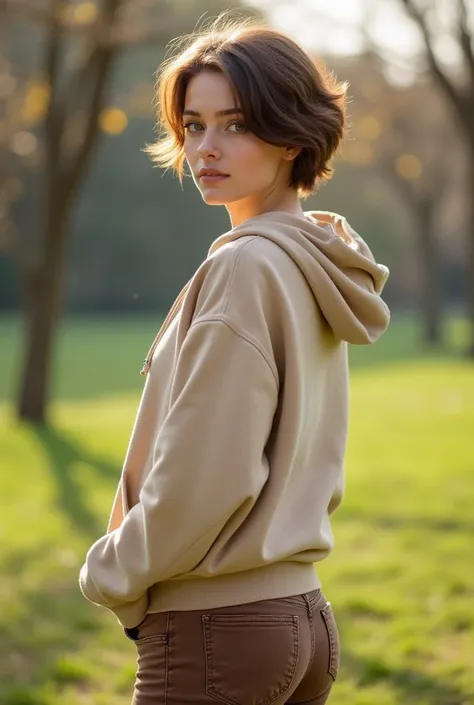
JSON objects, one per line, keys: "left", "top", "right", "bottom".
{"left": 143, "top": 561, "right": 320, "bottom": 615}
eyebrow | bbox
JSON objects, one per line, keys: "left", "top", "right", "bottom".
{"left": 182, "top": 108, "right": 243, "bottom": 117}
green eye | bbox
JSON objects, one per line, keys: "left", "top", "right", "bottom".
{"left": 227, "top": 121, "right": 247, "bottom": 133}
{"left": 183, "top": 122, "right": 203, "bottom": 132}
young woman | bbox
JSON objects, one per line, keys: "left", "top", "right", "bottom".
{"left": 80, "top": 15, "right": 390, "bottom": 705}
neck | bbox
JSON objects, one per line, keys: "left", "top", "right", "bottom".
{"left": 226, "top": 187, "right": 305, "bottom": 229}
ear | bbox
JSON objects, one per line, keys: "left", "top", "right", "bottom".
{"left": 285, "top": 147, "right": 301, "bottom": 161}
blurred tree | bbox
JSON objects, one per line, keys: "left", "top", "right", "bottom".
{"left": 380, "top": 115, "right": 447, "bottom": 346}
{"left": 396, "top": 0, "right": 474, "bottom": 351}
{"left": 360, "top": 55, "right": 458, "bottom": 346}
{"left": 1, "top": 0, "right": 256, "bottom": 423}
{"left": 330, "top": 51, "right": 462, "bottom": 344}
{"left": 0, "top": 13, "right": 41, "bottom": 311}
{"left": 0, "top": 72, "right": 22, "bottom": 258}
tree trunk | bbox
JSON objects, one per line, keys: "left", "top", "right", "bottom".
{"left": 416, "top": 199, "right": 443, "bottom": 346}
{"left": 16, "top": 28, "right": 115, "bottom": 422}
{"left": 468, "top": 150, "right": 474, "bottom": 357}
{"left": 17, "top": 199, "right": 68, "bottom": 423}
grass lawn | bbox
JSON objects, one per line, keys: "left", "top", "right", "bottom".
{"left": 0, "top": 313, "right": 470, "bottom": 402}
{"left": 0, "top": 315, "right": 473, "bottom": 704}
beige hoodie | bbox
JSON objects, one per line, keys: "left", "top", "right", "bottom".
{"left": 79, "top": 210, "right": 390, "bottom": 628}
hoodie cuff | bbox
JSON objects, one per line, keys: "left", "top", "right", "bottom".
{"left": 79, "top": 563, "right": 150, "bottom": 628}
{"left": 109, "top": 591, "right": 150, "bottom": 629}
{"left": 79, "top": 562, "right": 104, "bottom": 605}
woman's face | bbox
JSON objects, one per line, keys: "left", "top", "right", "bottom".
{"left": 182, "top": 70, "right": 294, "bottom": 208}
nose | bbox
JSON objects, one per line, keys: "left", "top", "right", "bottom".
{"left": 197, "top": 129, "right": 221, "bottom": 161}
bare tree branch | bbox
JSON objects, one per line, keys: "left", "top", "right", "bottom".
{"left": 63, "top": 47, "right": 113, "bottom": 206}
{"left": 399, "top": 0, "right": 462, "bottom": 108}
{"left": 60, "top": 2, "right": 171, "bottom": 196}
{"left": 44, "top": 0, "right": 65, "bottom": 192}
{"left": 358, "top": 25, "right": 425, "bottom": 80}
{"left": 63, "top": 0, "right": 122, "bottom": 205}
{"left": 62, "top": 45, "right": 101, "bottom": 120}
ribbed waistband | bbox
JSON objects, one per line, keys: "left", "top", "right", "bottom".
{"left": 147, "top": 561, "right": 321, "bottom": 614}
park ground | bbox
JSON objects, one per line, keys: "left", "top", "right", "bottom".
{"left": 0, "top": 314, "right": 473, "bottom": 705}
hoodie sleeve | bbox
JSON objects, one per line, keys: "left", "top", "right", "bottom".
{"left": 79, "top": 317, "right": 278, "bottom": 627}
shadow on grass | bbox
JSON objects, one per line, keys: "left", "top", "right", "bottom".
{"left": 0, "top": 426, "right": 129, "bottom": 702}
{"left": 0, "top": 578, "right": 120, "bottom": 703}
{"left": 31, "top": 425, "right": 119, "bottom": 539}
{"left": 338, "top": 510, "right": 474, "bottom": 535}
{"left": 339, "top": 649, "right": 467, "bottom": 705}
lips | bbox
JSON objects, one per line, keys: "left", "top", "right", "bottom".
{"left": 198, "top": 167, "right": 229, "bottom": 179}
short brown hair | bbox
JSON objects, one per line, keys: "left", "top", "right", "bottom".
{"left": 146, "top": 15, "right": 348, "bottom": 197}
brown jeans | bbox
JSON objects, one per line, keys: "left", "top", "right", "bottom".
{"left": 124, "top": 588, "right": 340, "bottom": 705}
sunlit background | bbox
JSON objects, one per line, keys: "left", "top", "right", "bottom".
{"left": 1, "top": 1, "right": 473, "bottom": 703}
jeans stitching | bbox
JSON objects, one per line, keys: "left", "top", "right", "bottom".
{"left": 262, "top": 616, "right": 300, "bottom": 705}
{"left": 302, "top": 595, "right": 316, "bottom": 666}
{"left": 203, "top": 614, "right": 300, "bottom": 705}
{"left": 130, "top": 634, "right": 167, "bottom": 646}
{"left": 277, "top": 596, "right": 307, "bottom": 607}
{"left": 308, "top": 589, "right": 322, "bottom": 608}
{"left": 286, "top": 618, "right": 301, "bottom": 701}
{"left": 321, "top": 605, "right": 338, "bottom": 680}
{"left": 274, "top": 591, "right": 320, "bottom": 608}
{"left": 308, "top": 603, "right": 315, "bottom": 667}
{"left": 124, "top": 612, "right": 170, "bottom": 644}
{"left": 164, "top": 612, "right": 172, "bottom": 705}
{"left": 207, "top": 615, "right": 298, "bottom": 624}
{"left": 203, "top": 616, "right": 233, "bottom": 705}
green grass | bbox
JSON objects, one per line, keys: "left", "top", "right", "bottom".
{"left": 0, "top": 314, "right": 162, "bottom": 403}
{"left": 0, "top": 312, "right": 470, "bottom": 402}
{"left": 0, "top": 315, "right": 473, "bottom": 704}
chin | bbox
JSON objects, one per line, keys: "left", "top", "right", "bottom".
{"left": 201, "top": 193, "right": 226, "bottom": 205}
{"left": 200, "top": 189, "right": 233, "bottom": 206}
{"left": 200, "top": 187, "right": 249, "bottom": 207}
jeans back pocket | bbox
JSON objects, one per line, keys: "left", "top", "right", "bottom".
{"left": 203, "top": 614, "right": 300, "bottom": 705}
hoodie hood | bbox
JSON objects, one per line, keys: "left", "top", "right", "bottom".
{"left": 208, "top": 210, "right": 390, "bottom": 345}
